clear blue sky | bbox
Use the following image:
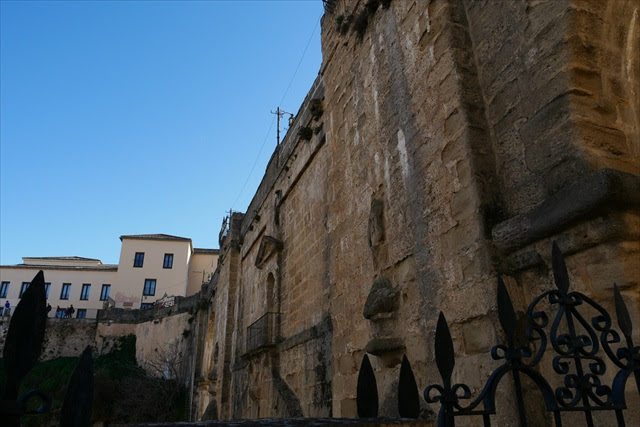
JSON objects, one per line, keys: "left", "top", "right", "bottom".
{"left": 0, "top": 0, "right": 323, "bottom": 264}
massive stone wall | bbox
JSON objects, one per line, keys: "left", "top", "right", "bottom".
{"left": 190, "top": 0, "right": 638, "bottom": 424}
{"left": 0, "top": 318, "right": 98, "bottom": 361}
{"left": 96, "top": 312, "right": 196, "bottom": 383}
{"left": 316, "top": 0, "right": 500, "bottom": 419}
{"left": 96, "top": 293, "right": 202, "bottom": 386}
{"left": 1, "top": 2, "right": 636, "bottom": 424}
{"left": 0, "top": 293, "right": 201, "bottom": 387}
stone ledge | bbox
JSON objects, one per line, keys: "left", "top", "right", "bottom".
{"left": 492, "top": 168, "right": 640, "bottom": 253}
{"left": 279, "top": 314, "right": 333, "bottom": 351}
{"left": 120, "top": 418, "right": 433, "bottom": 426}
{"left": 240, "top": 343, "right": 277, "bottom": 360}
{"left": 96, "top": 293, "right": 201, "bottom": 324}
{"left": 365, "top": 337, "right": 405, "bottom": 356}
{"left": 500, "top": 212, "right": 633, "bottom": 273}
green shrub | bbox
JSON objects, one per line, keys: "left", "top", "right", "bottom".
{"left": 366, "top": 0, "right": 380, "bottom": 14}
{"left": 354, "top": 9, "right": 369, "bottom": 40}
{"left": 298, "top": 126, "right": 313, "bottom": 141}
{"left": 339, "top": 14, "right": 352, "bottom": 35}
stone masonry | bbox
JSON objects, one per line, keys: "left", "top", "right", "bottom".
{"left": 189, "top": 1, "right": 639, "bottom": 425}
{"left": 0, "top": 318, "right": 97, "bottom": 361}
{"left": 1, "top": 292, "right": 202, "bottom": 386}
{"left": 3, "top": 1, "right": 633, "bottom": 425}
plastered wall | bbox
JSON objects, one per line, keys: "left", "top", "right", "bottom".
{"left": 116, "top": 238, "right": 192, "bottom": 307}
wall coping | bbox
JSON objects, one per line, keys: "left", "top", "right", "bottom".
{"left": 122, "top": 418, "right": 433, "bottom": 426}
{"left": 239, "top": 75, "right": 324, "bottom": 239}
{"left": 97, "top": 292, "right": 201, "bottom": 324}
{"left": 492, "top": 168, "right": 640, "bottom": 253}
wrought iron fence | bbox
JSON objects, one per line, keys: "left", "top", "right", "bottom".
{"left": 357, "top": 243, "right": 639, "bottom": 426}
{"left": 246, "top": 312, "right": 280, "bottom": 353}
{"left": 0, "top": 271, "right": 93, "bottom": 426}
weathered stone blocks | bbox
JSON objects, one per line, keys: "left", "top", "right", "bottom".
{"left": 187, "top": 0, "right": 640, "bottom": 423}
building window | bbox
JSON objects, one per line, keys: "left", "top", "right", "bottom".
{"left": 143, "top": 279, "right": 156, "bottom": 296}
{"left": 0, "top": 282, "right": 9, "bottom": 298}
{"left": 80, "top": 284, "right": 91, "bottom": 300}
{"left": 76, "top": 309, "right": 87, "bottom": 319}
{"left": 100, "top": 284, "right": 111, "bottom": 301}
{"left": 60, "top": 283, "right": 71, "bottom": 300}
{"left": 140, "top": 303, "right": 154, "bottom": 310}
{"left": 20, "top": 282, "right": 30, "bottom": 298}
{"left": 133, "top": 252, "right": 145, "bottom": 268}
{"left": 44, "top": 282, "right": 51, "bottom": 298}
{"left": 163, "top": 253, "right": 174, "bottom": 269}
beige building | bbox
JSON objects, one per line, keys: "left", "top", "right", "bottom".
{"left": 0, "top": 234, "right": 218, "bottom": 318}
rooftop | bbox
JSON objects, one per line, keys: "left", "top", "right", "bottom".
{"left": 194, "top": 248, "right": 220, "bottom": 255}
{"left": 21, "top": 256, "right": 105, "bottom": 267}
{"left": 1, "top": 263, "right": 118, "bottom": 271}
{"left": 0, "top": 235, "right": 218, "bottom": 270}
{"left": 23, "top": 256, "right": 102, "bottom": 262}
{"left": 119, "top": 234, "right": 192, "bottom": 242}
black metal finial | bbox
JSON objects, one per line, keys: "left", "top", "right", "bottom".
{"left": 613, "top": 284, "right": 632, "bottom": 341}
{"left": 3, "top": 270, "right": 47, "bottom": 394}
{"left": 398, "top": 355, "right": 420, "bottom": 418}
{"left": 60, "top": 346, "right": 94, "bottom": 427}
{"left": 356, "top": 354, "right": 378, "bottom": 418}
{"left": 435, "top": 312, "right": 454, "bottom": 389}
{"left": 497, "top": 275, "right": 516, "bottom": 346}
{"left": 551, "top": 241, "right": 570, "bottom": 295}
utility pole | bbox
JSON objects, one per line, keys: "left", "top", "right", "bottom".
{"left": 271, "top": 107, "right": 293, "bottom": 146}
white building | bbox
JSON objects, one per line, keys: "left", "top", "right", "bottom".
{"left": 0, "top": 234, "right": 218, "bottom": 318}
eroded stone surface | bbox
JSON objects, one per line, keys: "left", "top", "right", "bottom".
{"left": 5, "top": 1, "right": 636, "bottom": 424}
{"left": 363, "top": 277, "right": 399, "bottom": 320}
{"left": 188, "top": 0, "right": 639, "bottom": 422}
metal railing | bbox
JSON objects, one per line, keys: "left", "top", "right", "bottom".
{"left": 246, "top": 312, "right": 280, "bottom": 353}
{"left": 356, "top": 243, "right": 639, "bottom": 425}
{"left": 50, "top": 307, "right": 99, "bottom": 319}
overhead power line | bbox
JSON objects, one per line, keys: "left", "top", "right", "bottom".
{"left": 230, "top": 16, "right": 320, "bottom": 211}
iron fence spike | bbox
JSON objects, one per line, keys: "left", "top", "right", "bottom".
{"left": 60, "top": 346, "right": 94, "bottom": 427}
{"left": 435, "top": 312, "right": 455, "bottom": 387}
{"left": 3, "top": 270, "right": 47, "bottom": 395}
{"left": 398, "top": 355, "right": 420, "bottom": 418}
{"left": 613, "top": 284, "right": 632, "bottom": 339}
{"left": 356, "top": 354, "right": 378, "bottom": 418}
{"left": 551, "top": 242, "right": 570, "bottom": 295}
{"left": 497, "top": 276, "right": 516, "bottom": 346}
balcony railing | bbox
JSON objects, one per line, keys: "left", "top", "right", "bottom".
{"left": 246, "top": 312, "right": 280, "bottom": 353}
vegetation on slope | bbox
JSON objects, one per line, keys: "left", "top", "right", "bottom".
{"left": 1, "top": 335, "right": 187, "bottom": 426}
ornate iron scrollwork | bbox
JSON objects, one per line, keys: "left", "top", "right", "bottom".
{"left": 419, "top": 242, "right": 639, "bottom": 427}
